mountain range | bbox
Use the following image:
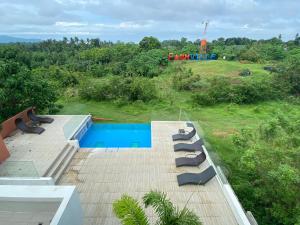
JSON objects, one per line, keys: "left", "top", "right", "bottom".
{"left": 0, "top": 35, "right": 41, "bottom": 43}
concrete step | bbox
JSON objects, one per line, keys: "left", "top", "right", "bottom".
{"left": 53, "top": 146, "right": 77, "bottom": 184}
{"left": 43, "top": 143, "right": 70, "bottom": 177}
{"left": 48, "top": 145, "right": 75, "bottom": 178}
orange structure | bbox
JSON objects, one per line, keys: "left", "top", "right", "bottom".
{"left": 200, "top": 21, "right": 209, "bottom": 55}
{"left": 0, "top": 107, "right": 33, "bottom": 138}
{"left": 0, "top": 107, "right": 34, "bottom": 163}
{"left": 0, "top": 135, "right": 10, "bottom": 163}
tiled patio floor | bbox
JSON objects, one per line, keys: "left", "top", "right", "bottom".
{"left": 59, "top": 121, "right": 238, "bottom": 225}
{"left": 0, "top": 115, "right": 87, "bottom": 176}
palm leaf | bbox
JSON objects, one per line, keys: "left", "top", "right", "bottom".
{"left": 143, "top": 190, "right": 176, "bottom": 225}
{"left": 143, "top": 190, "right": 202, "bottom": 225}
{"left": 175, "top": 206, "right": 202, "bottom": 225}
{"left": 113, "top": 195, "right": 149, "bottom": 225}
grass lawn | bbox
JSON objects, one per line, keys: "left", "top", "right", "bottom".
{"left": 183, "top": 60, "right": 270, "bottom": 77}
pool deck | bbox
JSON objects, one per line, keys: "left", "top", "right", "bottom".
{"left": 0, "top": 115, "right": 87, "bottom": 177}
{"left": 59, "top": 121, "right": 239, "bottom": 225}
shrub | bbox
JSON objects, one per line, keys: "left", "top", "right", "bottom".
{"left": 127, "top": 49, "right": 167, "bottom": 77}
{"left": 62, "top": 74, "right": 79, "bottom": 87}
{"left": 139, "top": 36, "right": 161, "bottom": 51}
{"left": 79, "top": 76, "right": 157, "bottom": 102}
{"left": 172, "top": 67, "right": 199, "bottom": 90}
{"left": 239, "top": 68, "right": 251, "bottom": 77}
{"left": 239, "top": 48, "right": 260, "bottom": 62}
{"left": 110, "top": 62, "right": 127, "bottom": 75}
{"left": 192, "top": 92, "right": 216, "bottom": 105}
{"left": 89, "top": 64, "right": 108, "bottom": 77}
{"left": 274, "top": 57, "right": 300, "bottom": 95}
{"left": 192, "top": 76, "right": 284, "bottom": 106}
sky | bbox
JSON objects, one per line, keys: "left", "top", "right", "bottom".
{"left": 0, "top": 0, "right": 299, "bottom": 42}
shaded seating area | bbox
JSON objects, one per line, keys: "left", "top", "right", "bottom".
{"left": 175, "top": 152, "right": 206, "bottom": 167}
{"left": 174, "top": 139, "right": 204, "bottom": 152}
{"left": 177, "top": 166, "right": 216, "bottom": 186}
{"left": 28, "top": 109, "right": 54, "bottom": 124}
{"left": 15, "top": 118, "right": 45, "bottom": 134}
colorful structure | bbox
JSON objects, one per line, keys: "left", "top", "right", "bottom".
{"left": 168, "top": 20, "right": 217, "bottom": 61}
{"left": 168, "top": 53, "right": 217, "bottom": 61}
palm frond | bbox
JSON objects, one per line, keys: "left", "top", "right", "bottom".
{"left": 113, "top": 195, "right": 150, "bottom": 225}
{"left": 143, "top": 190, "right": 176, "bottom": 225}
{"left": 175, "top": 206, "right": 202, "bottom": 225}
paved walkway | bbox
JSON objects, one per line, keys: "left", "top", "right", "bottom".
{"left": 59, "top": 121, "right": 238, "bottom": 225}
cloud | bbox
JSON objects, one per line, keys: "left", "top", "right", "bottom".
{"left": 0, "top": 0, "right": 299, "bottom": 41}
{"left": 55, "top": 22, "right": 88, "bottom": 27}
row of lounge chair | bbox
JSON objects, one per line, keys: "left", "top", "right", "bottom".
{"left": 172, "top": 122, "right": 216, "bottom": 186}
{"left": 15, "top": 109, "right": 54, "bottom": 135}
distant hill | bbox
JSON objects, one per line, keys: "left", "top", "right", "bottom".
{"left": 0, "top": 35, "right": 41, "bottom": 43}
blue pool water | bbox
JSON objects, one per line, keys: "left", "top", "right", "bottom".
{"left": 79, "top": 123, "right": 151, "bottom": 148}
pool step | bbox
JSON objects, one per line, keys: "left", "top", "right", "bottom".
{"left": 43, "top": 143, "right": 77, "bottom": 184}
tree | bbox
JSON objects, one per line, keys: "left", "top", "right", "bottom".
{"left": 0, "top": 61, "right": 57, "bottom": 119}
{"left": 232, "top": 114, "right": 300, "bottom": 225}
{"left": 295, "top": 33, "right": 300, "bottom": 45}
{"left": 240, "top": 48, "right": 260, "bottom": 62}
{"left": 139, "top": 36, "right": 161, "bottom": 51}
{"left": 275, "top": 57, "right": 300, "bottom": 95}
{"left": 113, "top": 190, "right": 202, "bottom": 225}
{"left": 127, "top": 49, "right": 167, "bottom": 77}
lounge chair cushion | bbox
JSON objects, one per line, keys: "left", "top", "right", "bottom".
{"left": 28, "top": 109, "right": 54, "bottom": 123}
{"left": 177, "top": 166, "right": 216, "bottom": 186}
{"left": 174, "top": 139, "right": 204, "bottom": 152}
{"left": 172, "top": 128, "right": 196, "bottom": 141}
{"left": 175, "top": 152, "right": 206, "bottom": 167}
{"left": 15, "top": 118, "right": 45, "bottom": 134}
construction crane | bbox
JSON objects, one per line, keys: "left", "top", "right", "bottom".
{"left": 200, "top": 20, "right": 209, "bottom": 55}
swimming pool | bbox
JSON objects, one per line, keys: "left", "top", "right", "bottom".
{"left": 79, "top": 123, "right": 151, "bottom": 148}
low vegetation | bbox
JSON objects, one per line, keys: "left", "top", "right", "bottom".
{"left": 113, "top": 190, "right": 202, "bottom": 225}
{"left": 1, "top": 35, "right": 300, "bottom": 225}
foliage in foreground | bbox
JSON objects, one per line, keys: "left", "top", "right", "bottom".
{"left": 231, "top": 113, "right": 300, "bottom": 225}
{"left": 113, "top": 190, "right": 202, "bottom": 225}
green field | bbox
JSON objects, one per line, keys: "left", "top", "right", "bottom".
{"left": 58, "top": 60, "right": 300, "bottom": 163}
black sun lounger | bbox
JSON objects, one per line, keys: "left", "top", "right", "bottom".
{"left": 175, "top": 152, "right": 206, "bottom": 167}
{"left": 172, "top": 127, "right": 196, "bottom": 141}
{"left": 174, "top": 139, "right": 204, "bottom": 152}
{"left": 177, "top": 122, "right": 194, "bottom": 133}
{"left": 15, "top": 118, "right": 45, "bottom": 134}
{"left": 28, "top": 109, "right": 54, "bottom": 124}
{"left": 177, "top": 166, "right": 216, "bottom": 186}
{"left": 186, "top": 122, "right": 194, "bottom": 128}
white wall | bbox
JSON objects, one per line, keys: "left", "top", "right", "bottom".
{"left": 0, "top": 177, "right": 54, "bottom": 185}
{"left": 0, "top": 185, "right": 83, "bottom": 225}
